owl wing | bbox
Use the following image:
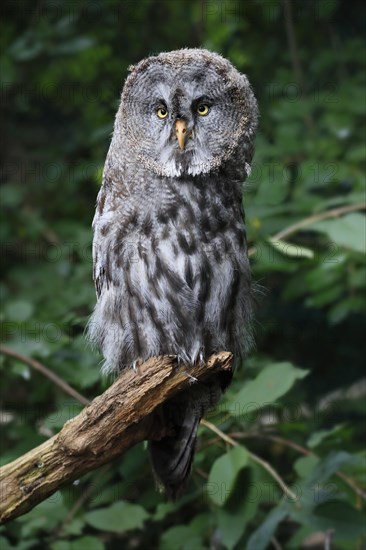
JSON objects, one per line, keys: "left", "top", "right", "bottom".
{"left": 93, "top": 248, "right": 109, "bottom": 299}
{"left": 92, "top": 185, "right": 113, "bottom": 299}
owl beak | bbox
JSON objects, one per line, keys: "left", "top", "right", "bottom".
{"left": 175, "top": 119, "right": 187, "bottom": 151}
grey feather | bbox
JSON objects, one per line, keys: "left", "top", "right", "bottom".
{"left": 88, "top": 48, "right": 258, "bottom": 497}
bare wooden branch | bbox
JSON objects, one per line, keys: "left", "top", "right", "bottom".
{"left": 0, "top": 352, "right": 233, "bottom": 524}
{"left": 247, "top": 202, "right": 366, "bottom": 258}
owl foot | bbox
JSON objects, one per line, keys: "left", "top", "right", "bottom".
{"left": 132, "top": 360, "right": 139, "bottom": 373}
{"left": 184, "top": 371, "right": 198, "bottom": 384}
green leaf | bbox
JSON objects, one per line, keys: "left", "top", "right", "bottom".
{"left": 0, "top": 536, "right": 39, "bottom": 550}
{"left": 286, "top": 525, "right": 317, "bottom": 550}
{"left": 50, "top": 543, "right": 70, "bottom": 550}
{"left": 217, "top": 507, "right": 247, "bottom": 550}
{"left": 305, "top": 284, "right": 343, "bottom": 308}
{"left": 160, "top": 526, "right": 205, "bottom": 550}
{"left": 232, "top": 362, "right": 309, "bottom": 411}
{"left": 54, "top": 37, "right": 94, "bottom": 55}
{"left": 9, "top": 37, "right": 44, "bottom": 61}
{"left": 44, "top": 402, "right": 83, "bottom": 432}
{"left": 4, "top": 300, "right": 34, "bottom": 321}
{"left": 247, "top": 506, "right": 288, "bottom": 550}
{"left": 328, "top": 297, "right": 366, "bottom": 324}
{"left": 71, "top": 537, "right": 104, "bottom": 550}
{"left": 317, "top": 0, "right": 338, "bottom": 18}
{"left": 17, "top": 493, "right": 68, "bottom": 537}
{"left": 207, "top": 446, "right": 249, "bottom": 505}
{"left": 0, "top": 537, "right": 12, "bottom": 550}
{"left": 0, "top": 538, "right": 10, "bottom": 550}
{"left": 85, "top": 501, "right": 148, "bottom": 533}
{"left": 305, "top": 451, "right": 360, "bottom": 488}
{"left": 268, "top": 238, "right": 314, "bottom": 259}
{"left": 62, "top": 518, "right": 84, "bottom": 536}
{"left": 159, "top": 513, "right": 209, "bottom": 550}
{"left": 0, "top": 184, "right": 23, "bottom": 207}
{"left": 349, "top": 266, "right": 366, "bottom": 288}
{"left": 153, "top": 502, "right": 176, "bottom": 521}
{"left": 311, "top": 213, "right": 366, "bottom": 254}
{"left": 307, "top": 424, "right": 345, "bottom": 448}
{"left": 291, "top": 501, "right": 366, "bottom": 542}
{"left": 346, "top": 143, "right": 366, "bottom": 162}
{"left": 294, "top": 455, "right": 320, "bottom": 478}
{"left": 217, "top": 481, "right": 259, "bottom": 550}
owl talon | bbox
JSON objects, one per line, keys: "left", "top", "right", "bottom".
{"left": 184, "top": 371, "right": 198, "bottom": 384}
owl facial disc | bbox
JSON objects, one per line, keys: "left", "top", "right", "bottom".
{"left": 118, "top": 48, "right": 258, "bottom": 178}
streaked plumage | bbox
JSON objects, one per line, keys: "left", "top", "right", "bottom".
{"left": 89, "top": 49, "right": 258, "bottom": 498}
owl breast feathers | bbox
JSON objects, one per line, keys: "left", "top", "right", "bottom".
{"left": 88, "top": 48, "right": 258, "bottom": 498}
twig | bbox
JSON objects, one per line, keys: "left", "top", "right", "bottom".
{"left": 230, "top": 431, "right": 366, "bottom": 501}
{"left": 200, "top": 419, "right": 299, "bottom": 503}
{"left": 0, "top": 346, "right": 90, "bottom": 406}
{"left": 248, "top": 202, "right": 366, "bottom": 257}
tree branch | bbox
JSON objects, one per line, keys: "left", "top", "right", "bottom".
{"left": 0, "top": 352, "right": 233, "bottom": 524}
{"left": 269, "top": 202, "right": 366, "bottom": 242}
{"left": 230, "top": 431, "right": 366, "bottom": 501}
{"left": 248, "top": 202, "right": 366, "bottom": 257}
{"left": 201, "top": 419, "right": 299, "bottom": 504}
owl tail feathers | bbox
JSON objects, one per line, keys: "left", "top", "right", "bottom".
{"left": 148, "top": 377, "right": 229, "bottom": 499}
{"left": 148, "top": 405, "right": 201, "bottom": 500}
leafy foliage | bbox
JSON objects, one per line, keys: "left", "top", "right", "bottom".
{"left": 1, "top": 0, "right": 365, "bottom": 548}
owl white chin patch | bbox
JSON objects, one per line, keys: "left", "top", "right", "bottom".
{"left": 140, "top": 136, "right": 221, "bottom": 177}
{"left": 160, "top": 159, "right": 183, "bottom": 177}
{"left": 161, "top": 162, "right": 213, "bottom": 178}
{"left": 187, "top": 164, "right": 212, "bottom": 177}
{"left": 155, "top": 149, "right": 222, "bottom": 178}
{"left": 157, "top": 156, "right": 217, "bottom": 178}
{"left": 160, "top": 161, "right": 208, "bottom": 178}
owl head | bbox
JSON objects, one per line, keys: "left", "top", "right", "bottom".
{"left": 112, "top": 48, "right": 258, "bottom": 179}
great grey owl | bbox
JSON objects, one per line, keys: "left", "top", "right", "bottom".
{"left": 88, "top": 48, "right": 258, "bottom": 498}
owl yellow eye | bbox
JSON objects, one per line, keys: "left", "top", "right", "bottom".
{"left": 156, "top": 107, "right": 168, "bottom": 119}
{"left": 197, "top": 104, "right": 210, "bottom": 116}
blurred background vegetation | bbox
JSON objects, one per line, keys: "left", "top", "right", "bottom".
{"left": 0, "top": 0, "right": 365, "bottom": 549}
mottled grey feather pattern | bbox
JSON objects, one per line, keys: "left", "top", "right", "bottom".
{"left": 88, "top": 48, "right": 258, "bottom": 498}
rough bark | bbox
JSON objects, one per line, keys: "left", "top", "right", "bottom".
{"left": 0, "top": 352, "right": 232, "bottom": 523}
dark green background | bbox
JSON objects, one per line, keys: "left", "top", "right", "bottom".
{"left": 1, "top": 1, "right": 365, "bottom": 549}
